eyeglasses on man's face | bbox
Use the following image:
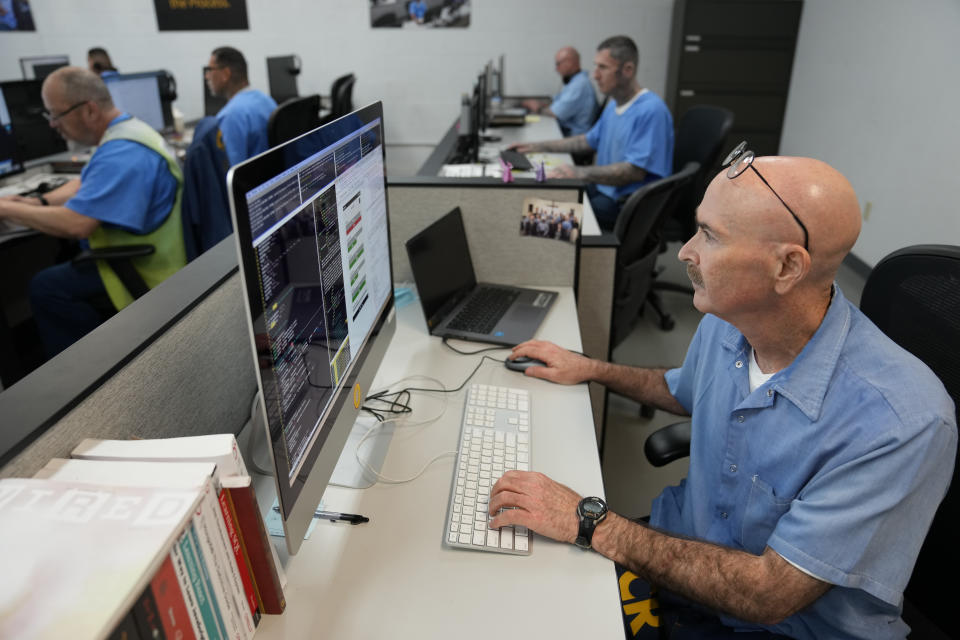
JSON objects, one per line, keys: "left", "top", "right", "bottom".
{"left": 722, "top": 141, "right": 809, "bottom": 251}
{"left": 42, "top": 100, "right": 88, "bottom": 123}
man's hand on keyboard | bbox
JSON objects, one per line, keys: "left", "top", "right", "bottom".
{"left": 509, "top": 340, "right": 594, "bottom": 385}
{"left": 488, "top": 470, "right": 581, "bottom": 545}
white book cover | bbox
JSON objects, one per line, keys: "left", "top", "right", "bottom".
{"left": 70, "top": 434, "right": 248, "bottom": 478}
{"left": 0, "top": 477, "right": 202, "bottom": 640}
{"left": 38, "top": 459, "right": 256, "bottom": 639}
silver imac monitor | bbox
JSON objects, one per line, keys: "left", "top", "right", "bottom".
{"left": 19, "top": 55, "right": 69, "bottom": 81}
{"left": 227, "top": 102, "right": 396, "bottom": 554}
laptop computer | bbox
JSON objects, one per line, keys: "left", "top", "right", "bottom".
{"left": 406, "top": 207, "right": 557, "bottom": 346}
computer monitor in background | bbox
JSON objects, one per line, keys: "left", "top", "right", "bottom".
{"left": 498, "top": 53, "right": 506, "bottom": 97}
{"left": 227, "top": 102, "right": 396, "bottom": 554}
{"left": 203, "top": 68, "right": 228, "bottom": 117}
{"left": 266, "top": 55, "right": 301, "bottom": 104}
{"left": 0, "top": 80, "right": 68, "bottom": 162}
{"left": 19, "top": 55, "right": 70, "bottom": 82}
{"left": 0, "top": 89, "right": 25, "bottom": 179}
{"left": 102, "top": 72, "right": 169, "bottom": 132}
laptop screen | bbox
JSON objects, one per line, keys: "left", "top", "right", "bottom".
{"left": 406, "top": 207, "right": 477, "bottom": 330}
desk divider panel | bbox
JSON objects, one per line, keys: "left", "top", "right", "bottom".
{"left": 387, "top": 181, "right": 582, "bottom": 288}
{"left": 0, "top": 239, "right": 257, "bottom": 479}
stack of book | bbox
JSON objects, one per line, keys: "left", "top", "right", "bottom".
{"left": 0, "top": 434, "right": 286, "bottom": 640}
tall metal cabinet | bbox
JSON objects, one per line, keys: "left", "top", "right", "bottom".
{"left": 664, "top": 0, "right": 803, "bottom": 157}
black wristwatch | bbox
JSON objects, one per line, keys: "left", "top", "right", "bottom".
{"left": 575, "top": 496, "right": 608, "bottom": 549}
{"left": 38, "top": 195, "right": 49, "bottom": 206}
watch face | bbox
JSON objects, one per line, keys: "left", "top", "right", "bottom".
{"left": 580, "top": 497, "right": 606, "bottom": 518}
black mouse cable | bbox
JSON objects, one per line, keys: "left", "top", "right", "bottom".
{"left": 441, "top": 336, "right": 509, "bottom": 357}
{"left": 360, "top": 354, "right": 501, "bottom": 421}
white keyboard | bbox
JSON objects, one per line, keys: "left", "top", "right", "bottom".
{"left": 444, "top": 383, "right": 532, "bottom": 555}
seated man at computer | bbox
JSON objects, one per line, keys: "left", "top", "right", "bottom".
{"left": 521, "top": 46, "right": 597, "bottom": 137}
{"left": 490, "top": 152, "right": 956, "bottom": 639}
{"left": 509, "top": 35, "right": 673, "bottom": 231}
{"left": 0, "top": 67, "right": 186, "bottom": 357}
{"left": 205, "top": 46, "right": 277, "bottom": 167}
{"left": 87, "top": 47, "right": 118, "bottom": 78}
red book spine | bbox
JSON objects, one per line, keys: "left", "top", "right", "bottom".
{"left": 217, "top": 489, "right": 261, "bottom": 626}
{"left": 150, "top": 555, "right": 198, "bottom": 640}
{"left": 223, "top": 485, "right": 286, "bottom": 614}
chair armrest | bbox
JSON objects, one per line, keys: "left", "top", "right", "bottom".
{"left": 72, "top": 245, "right": 155, "bottom": 263}
{"left": 644, "top": 420, "right": 691, "bottom": 467}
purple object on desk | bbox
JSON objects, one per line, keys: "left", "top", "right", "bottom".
{"left": 499, "top": 156, "right": 514, "bottom": 183}
{"left": 535, "top": 161, "right": 546, "bottom": 182}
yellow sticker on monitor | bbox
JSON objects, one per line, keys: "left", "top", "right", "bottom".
{"left": 353, "top": 383, "right": 362, "bottom": 409}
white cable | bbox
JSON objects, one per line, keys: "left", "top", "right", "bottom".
{"left": 355, "top": 374, "right": 461, "bottom": 484}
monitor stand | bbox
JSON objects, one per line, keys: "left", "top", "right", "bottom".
{"left": 245, "top": 391, "right": 395, "bottom": 490}
{"left": 328, "top": 415, "right": 394, "bottom": 489}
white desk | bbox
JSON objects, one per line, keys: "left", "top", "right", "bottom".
{"left": 254, "top": 287, "right": 624, "bottom": 639}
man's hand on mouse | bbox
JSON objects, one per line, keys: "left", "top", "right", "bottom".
{"left": 508, "top": 340, "right": 595, "bottom": 385}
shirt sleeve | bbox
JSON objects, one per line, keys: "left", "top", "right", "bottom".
{"left": 620, "top": 102, "right": 674, "bottom": 179}
{"left": 664, "top": 317, "right": 708, "bottom": 414}
{"left": 550, "top": 79, "right": 586, "bottom": 122}
{"left": 218, "top": 110, "right": 248, "bottom": 167}
{"left": 766, "top": 413, "right": 956, "bottom": 606}
{"left": 65, "top": 140, "right": 167, "bottom": 233}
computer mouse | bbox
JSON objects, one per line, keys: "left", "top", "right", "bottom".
{"left": 504, "top": 356, "right": 546, "bottom": 372}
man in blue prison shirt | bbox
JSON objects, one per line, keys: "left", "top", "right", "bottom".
{"left": 0, "top": 67, "right": 185, "bottom": 357}
{"left": 488, "top": 152, "right": 956, "bottom": 640}
{"left": 509, "top": 35, "right": 673, "bottom": 230}
{"left": 205, "top": 46, "right": 277, "bottom": 167}
{"left": 522, "top": 46, "right": 598, "bottom": 137}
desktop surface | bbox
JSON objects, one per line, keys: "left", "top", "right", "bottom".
{"left": 252, "top": 287, "right": 623, "bottom": 638}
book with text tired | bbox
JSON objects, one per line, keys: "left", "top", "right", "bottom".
{"left": 0, "top": 477, "right": 202, "bottom": 640}
{"left": 69, "top": 434, "right": 285, "bottom": 614}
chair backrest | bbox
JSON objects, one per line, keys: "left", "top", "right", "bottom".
{"left": 330, "top": 73, "right": 355, "bottom": 119}
{"left": 666, "top": 105, "right": 734, "bottom": 242}
{"left": 267, "top": 94, "right": 321, "bottom": 148}
{"left": 610, "top": 162, "right": 699, "bottom": 345}
{"left": 860, "top": 244, "right": 960, "bottom": 636}
{"left": 181, "top": 116, "right": 233, "bottom": 261}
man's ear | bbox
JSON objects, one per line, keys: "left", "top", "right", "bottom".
{"left": 773, "top": 245, "right": 810, "bottom": 295}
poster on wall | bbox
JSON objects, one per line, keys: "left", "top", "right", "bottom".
{"left": 0, "top": 0, "right": 36, "bottom": 31}
{"left": 370, "top": 0, "right": 470, "bottom": 28}
{"left": 154, "top": 0, "right": 249, "bottom": 31}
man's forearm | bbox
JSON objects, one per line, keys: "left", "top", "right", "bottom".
{"left": 531, "top": 134, "right": 592, "bottom": 154}
{"left": 589, "top": 361, "right": 687, "bottom": 415}
{"left": 0, "top": 201, "right": 96, "bottom": 238}
{"left": 578, "top": 161, "right": 647, "bottom": 187}
{"left": 593, "top": 515, "right": 830, "bottom": 625}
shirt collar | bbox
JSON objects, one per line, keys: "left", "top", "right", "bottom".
{"left": 614, "top": 88, "right": 647, "bottom": 115}
{"left": 721, "top": 283, "right": 851, "bottom": 421}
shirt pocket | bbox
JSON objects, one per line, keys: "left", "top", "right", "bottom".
{"left": 740, "top": 475, "right": 794, "bottom": 555}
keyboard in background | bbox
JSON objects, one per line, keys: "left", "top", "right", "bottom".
{"left": 17, "top": 174, "right": 70, "bottom": 197}
{"left": 499, "top": 149, "right": 533, "bottom": 171}
{"left": 444, "top": 383, "right": 532, "bottom": 555}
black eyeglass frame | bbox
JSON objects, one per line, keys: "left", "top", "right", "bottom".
{"left": 722, "top": 141, "right": 809, "bottom": 251}
{"left": 42, "top": 100, "right": 89, "bottom": 123}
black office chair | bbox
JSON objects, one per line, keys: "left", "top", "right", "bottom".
{"left": 858, "top": 245, "right": 960, "bottom": 639}
{"left": 646, "top": 105, "right": 735, "bottom": 330}
{"left": 610, "top": 162, "right": 698, "bottom": 347}
{"left": 320, "top": 74, "right": 356, "bottom": 125}
{"left": 267, "top": 94, "right": 322, "bottom": 148}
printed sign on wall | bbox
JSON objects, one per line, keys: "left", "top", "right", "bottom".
{"left": 154, "top": 0, "right": 249, "bottom": 31}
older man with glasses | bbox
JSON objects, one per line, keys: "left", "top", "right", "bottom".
{"left": 0, "top": 66, "right": 186, "bottom": 357}
{"left": 490, "top": 148, "right": 956, "bottom": 639}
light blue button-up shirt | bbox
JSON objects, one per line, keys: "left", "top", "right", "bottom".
{"left": 549, "top": 70, "right": 597, "bottom": 136}
{"left": 654, "top": 285, "right": 956, "bottom": 639}
{"left": 216, "top": 87, "right": 277, "bottom": 167}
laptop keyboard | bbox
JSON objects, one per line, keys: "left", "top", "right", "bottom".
{"left": 447, "top": 287, "right": 519, "bottom": 335}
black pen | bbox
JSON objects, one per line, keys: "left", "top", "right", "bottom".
{"left": 273, "top": 506, "right": 369, "bottom": 525}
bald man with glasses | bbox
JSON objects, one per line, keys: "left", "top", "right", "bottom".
{"left": 492, "top": 149, "right": 956, "bottom": 639}
{"left": 0, "top": 67, "right": 186, "bottom": 357}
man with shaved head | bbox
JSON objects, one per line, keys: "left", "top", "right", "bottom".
{"left": 492, "top": 146, "right": 956, "bottom": 639}
{"left": 522, "top": 46, "right": 597, "bottom": 136}
{"left": 0, "top": 67, "right": 186, "bottom": 357}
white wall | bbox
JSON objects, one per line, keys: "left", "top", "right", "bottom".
{"left": 0, "top": 0, "right": 672, "bottom": 146}
{"left": 780, "top": 0, "right": 960, "bottom": 266}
